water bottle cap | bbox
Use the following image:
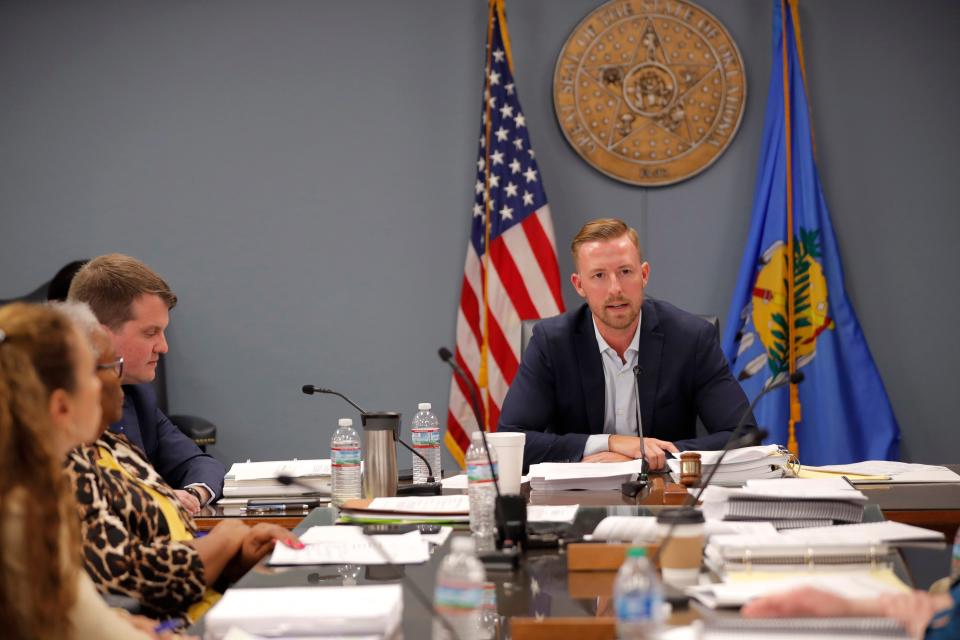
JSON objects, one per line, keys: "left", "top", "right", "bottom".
{"left": 451, "top": 536, "right": 475, "bottom": 554}
{"left": 418, "top": 402, "right": 432, "bottom": 411}
{"left": 338, "top": 418, "right": 353, "bottom": 427}
{"left": 626, "top": 546, "right": 648, "bottom": 558}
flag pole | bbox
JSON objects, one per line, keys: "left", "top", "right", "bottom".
{"left": 478, "top": 0, "right": 497, "bottom": 433}
{"left": 782, "top": 0, "right": 801, "bottom": 456}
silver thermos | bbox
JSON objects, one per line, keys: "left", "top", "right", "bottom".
{"left": 361, "top": 411, "right": 400, "bottom": 498}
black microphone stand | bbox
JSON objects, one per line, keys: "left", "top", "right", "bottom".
{"left": 650, "top": 371, "right": 804, "bottom": 568}
{"left": 438, "top": 347, "right": 524, "bottom": 569}
{"left": 302, "top": 385, "right": 441, "bottom": 496}
{"left": 621, "top": 365, "right": 650, "bottom": 498}
{"left": 276, "top": 475, "right": 461, "bottom": 640}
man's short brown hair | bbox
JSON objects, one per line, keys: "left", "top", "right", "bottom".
{"left": 570, "top": 218, "right": 643, "bottom": 269}
{"left": 67, "top": 254, "right": 177, "bottom": 329}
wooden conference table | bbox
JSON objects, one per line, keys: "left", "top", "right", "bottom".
{"left": 189, "top": 472, "right": 959, "bottom": 638}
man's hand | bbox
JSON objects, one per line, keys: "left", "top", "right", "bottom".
{"left": 173, "top": 489, "right": 201, "bottom": 515}
{"left": 582, "top": 452, "right": 634, "bottom": 463}
{"left": 608, "top": 435, "right": 679, "bottom": 471}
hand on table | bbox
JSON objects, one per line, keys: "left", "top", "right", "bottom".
{"left": 231, "top": 523, "right": 303, "bottom": 575}
{"left": 608, "top": 435, "right": 678, "bottom": 470}
{"left": 582, "top": 452, "right": 634, "bottom": 463}
{"left": 173, "top": 489, "right": 201, "bottom": 515}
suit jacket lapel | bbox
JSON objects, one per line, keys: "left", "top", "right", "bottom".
{"left": 637, "top": 299, "right": 663, "bottom": 439}
{"left": 573, "top": 305, "right": 606, "bottom": 435}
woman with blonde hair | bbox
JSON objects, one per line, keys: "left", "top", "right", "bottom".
{"left": 0, "top": 302, "right": 161, "bottom": 639}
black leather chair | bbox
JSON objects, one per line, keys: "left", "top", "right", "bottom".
{"left": 1, "top": 265, "right": 218, "bottom": 450}
{"left": 151, "top": 356, "right": 218, "bottom": 450}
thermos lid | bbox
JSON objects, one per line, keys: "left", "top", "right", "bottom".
{"left": 360, "top": 411, "right": 402, "bottom": 432}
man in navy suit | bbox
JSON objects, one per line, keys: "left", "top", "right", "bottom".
{"left": 499, "top": 218, "right": 754, "bottom": 471}
{"left": 69, "top": 254, "right": 225, "bottom": 512}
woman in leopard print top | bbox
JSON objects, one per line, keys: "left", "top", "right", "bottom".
{"left": 62, "top": 306, "right": 301, "bottom": 622}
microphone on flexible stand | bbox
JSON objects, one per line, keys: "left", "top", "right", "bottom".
{"left": 621, "top": 365, "right": 649, "bottom": 498}
{"left": 301, "top": 385, "right": 442, "bottom": 496}
{"left": 438, "top": 347, "right": 525, "bottom": 568}
{"left": 276, "top": 475, "right": 461, "bottom": 640}
{"left": 650, "top": 370, "right": 805, "bottom": 567}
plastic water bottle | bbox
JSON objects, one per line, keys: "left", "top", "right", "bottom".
{"left": 432, "top": 536, "right": 486, "bottom": 640}
{"left": 331, "top": 418, "right": 362, "bottom": 504}
{"left": 614, "top": 546, "right": 664, "bottom": 639}
{"left": 466, "top": 431, "right": 498, "bottom": 551}
{"left": 478, "top": 582, "right": 498, "bottom": 640}
{"left": 411, "top": 402, "right": 441, "bottom": 484}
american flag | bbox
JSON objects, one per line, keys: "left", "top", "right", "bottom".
{"left": 445, "top": 0, "right": 564, "bottom": 468}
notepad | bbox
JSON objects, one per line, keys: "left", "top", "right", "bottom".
{"left": 269, "top": 531, "right": 431, "bottom": 565}
{"left": 204, "top": 585, "right": 403, "bottom": 639}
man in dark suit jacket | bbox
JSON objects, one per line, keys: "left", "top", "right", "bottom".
{"left": 117, "top": 382, "right": 225, "bottom": 500}
{"left": 69, "top": 254, "right": 226, "bottom": 512}
{"left": 499, "top": 218, "right": 754, "bottom": 470}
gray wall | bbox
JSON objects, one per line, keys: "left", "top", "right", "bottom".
{"left": 0, "top": 0, "right": 956, "bottom": 469}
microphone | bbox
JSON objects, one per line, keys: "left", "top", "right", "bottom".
{"left": 301, "top": 385, "right": 441, "bottom": 493}
{"left": 621, "top": 365, "right": 649, "bottom": 498}
{"left": 650, "top": 370, "right": 804, "bottom": 567}
{"left": 437, "top": 348, "right": 485, "bottom": 429}
{"left": 438, "top": 346, "right": 525, "bottom": 563}
{"left": 302, "top": 385, "right": 367, "bottom": 415}
{"left": 276, "top": 475, "right": 461, "bottom": 640}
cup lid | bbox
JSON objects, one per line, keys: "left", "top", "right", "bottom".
{"left": 655, "top": 506, "right": 705, "bottom": 525}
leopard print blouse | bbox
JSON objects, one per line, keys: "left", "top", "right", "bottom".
{"left": 64, "top": 430, "right": 206, "bottom": 619}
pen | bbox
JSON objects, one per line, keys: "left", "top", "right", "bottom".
{"left": 154, "top": 619, "right": 183, "bottom": 634}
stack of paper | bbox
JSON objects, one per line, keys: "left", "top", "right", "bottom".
{"left": 204, "top": 584, "right": 402, "bottom": 639}
{"left": 590, "top": 515, "right": 777, "bottom": 543}
{"left": 338, "top": 495, "right": 471, "bottom": 524}
{"left": 667, "top": 445, "right": 791, "bottom": 486}
{"left": 223, "top": 459, "right": 331, "bottom": 499}
{"left": 686, "top": 571, "right": 910, "bottom": 609}
{"left": 700, "top": 478, "right": 869, "bottom": 529}
{"left": 527, "top": 459, "right": 646, "bottom": 491}
{"left": 704, "top": 520, "right": 943, "bottom": 576}
{"left": 799, "top": 460, "right": 960, "bottom": 484}
{"left": 269, "top": 527, "right": 433, "bottom": 566}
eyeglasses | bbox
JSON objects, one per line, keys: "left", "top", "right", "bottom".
{"left": 97, "top": 356, "right": 124, "bottom": 379}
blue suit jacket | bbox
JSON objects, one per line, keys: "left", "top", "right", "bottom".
{"left": 110, "top": 384, "right": 226, "bottom": 499}
{"left": 499, "top": 299, "right": 755, "bottom": 469}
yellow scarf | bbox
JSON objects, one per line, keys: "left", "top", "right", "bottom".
{"left": 97, "top": 447, "right": 220, "bottom": 622}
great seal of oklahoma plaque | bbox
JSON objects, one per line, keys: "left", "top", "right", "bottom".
{"left": 553, "top": 0, "right": 746, "bottom": 187}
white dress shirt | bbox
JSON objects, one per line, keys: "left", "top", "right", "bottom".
{"left": 583, "top": 311, "right": 643, "bottom": 457}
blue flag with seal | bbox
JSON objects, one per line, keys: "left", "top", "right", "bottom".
{"left": 721, "top": 0, "right": 899, "bottom": 465}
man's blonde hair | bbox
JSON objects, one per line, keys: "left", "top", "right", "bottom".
{"left": 67, "top": 254, "right": 177, "bottom": 330}
{"left": 570, "top": 218, "right": 643, "bottom": 269}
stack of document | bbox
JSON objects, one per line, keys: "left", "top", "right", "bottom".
{"left": 223, "top": 459, "right": 331, "bottom": 500}
{"left": 799, "top": 460, "right": 960, "bottom": 483}
{"left": 667, "top": 445, "right": 791, "bottom": 486}
{"left": 700, "top": 478, "right": 868, "bottom": 529}
{"left": 204, "top": 584, "right": 403, "bottom": 639}
{"left": 704, "top": 520, "right": 943, "bottom": 576}
{"left": 687, "top": 571, "right": 911, "bottom": 609}
{"left": 338, "top": 495, "right": 471, "bottom": 524}
{"left": 527, "top": 459, "right": 646, "bottom": 491}
{"left": 269, "top": 526, "right": 435, "bottom": 566}
{"left": 699, "top": 617, "right": 910, "bottom": 639}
